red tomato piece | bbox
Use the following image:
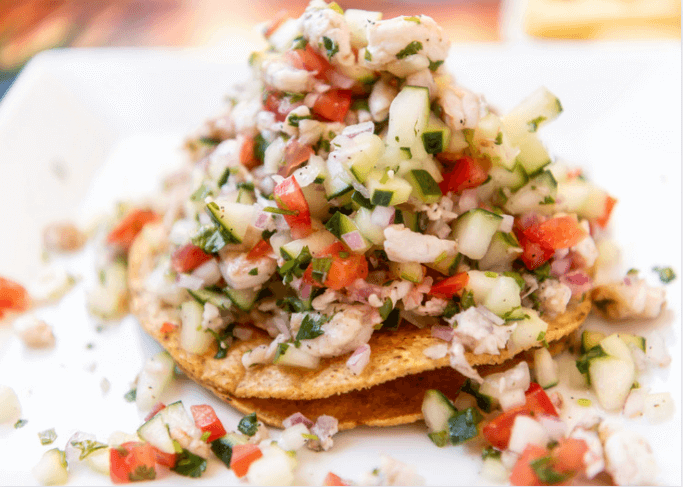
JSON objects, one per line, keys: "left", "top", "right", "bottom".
{"left": 524, "top": 216, "right": 586, "bottom": 250}
{"left": 551, "top": 438, "right": 588, "bottom": 475}
{"left": 312, "top": 89, "right": 352, "bottom": 123}
{"left": 302, "top": 241, "right": 369, "bottom": 291}
{"left": 273, "top": 175, "right": 313, "bottom": 239}
{"left": 510, "top": 444, "right": 549, "bottom": 486}
{"left": 595, "top": 195, "right": 617, "bottom": 228}
{"left": 246, "top": 239, "right": 273, "bottom": 261}
{"left": 429, "top": 272, "right": 469, "bottom": 299}
{"left": 264, "top": 92, "right": 287, "bottom": 122}
{"left": 190, "top": 404, "right": 227, "bottom": 443}
{"left": 170, "top": 243, "right": 213, "bottom": 274}
{"left": 285, "top": 44, "right": 332, "bottom": 79}
{"left": 438, "top": 156, "right": 489, "bottom": 194}
{"left": 151, "top": 447, "right": 177, "bottom": 469}
{"left": 160, "top": 322, "right": 177, "bottom": 334}
{"left": 0, "top": 276, "right": 31, "bottom": 318}
{"left": 144, "top": 402, "right": 166, "bottom": 422}
{"left": 110, "top": 442, "right": 157, "bottom": 484}
{"left": 239, "top": 136, "right": 259, "bottom": 169}
{"left": 323, "top": 472, "right": 350, "bottom": 486}
{"left": 483, "top": 383, "right": 558, "bottom": 450}
{"left": 106, "top": 209, "right": 159, "bottom": 251}
{"left": 517, "top": 232, "right": 555, "bottom": 271}
{"left": 281, "top": 140, "right": 314, "bottom": 177}
{"left": 230, "top": 443, "right": 263, "bottom": 478}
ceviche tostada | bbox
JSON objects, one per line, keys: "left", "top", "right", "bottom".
{"left": 2, "top": 1, "right": 676, "bottom": 486}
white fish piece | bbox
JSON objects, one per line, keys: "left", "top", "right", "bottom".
{"left": 383, "top": 224, "right": 456, "bottom": 263}
{"left": 219, "top": 251, "right": 277, "bottom": 290}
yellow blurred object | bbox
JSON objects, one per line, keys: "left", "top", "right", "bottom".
{"left": 524, "top": 0, "right": 681, "bottom": 39}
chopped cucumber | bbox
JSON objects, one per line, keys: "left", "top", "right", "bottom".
{"left": 465, "top": 270, "right": 498, "bottom": 304}
{"left": 325, "top": 212, "right": 371, "bottom": 253}
{"left": 365, "top": 170, "right": 412, "bottom": 206}
{"left": 617, "top": 333, "right": 646, "bottom": 352}
{"left": 280, "top": 230, "right": 337, "bottom": 259}
{"left": 533, "top": 347, "right": 559, "bottom": 389}
{"left": 577, "top": 185, "right": 612, "bottom": 220}
{"left": 588, "top": 356, "right": 635, "bottom": 411}
{"left": 32, "top": 449, "right": 68, "bottom": 486}
{"left": 344, "top": 133, "right": 384, "bottom": 183}
{"left": 224, "top": 288, "right": 259, "bottom": 312}
{"left": 422, "top": 112, "right": 451, "bottom": 155}
{"left": 513, "top": 132, "right": 551, "bottom": 175}
{"left": 504, "top": 170, "right": 557, "bottom": 215}
{"left": 159, "top": 401, "right": 196, "bottom": 433}
{"left": 273, "top": 343, "right": 320, "bottom": 369}
{"left": 452, "top": 209, "right": 502, "bottom": 260}
{"left": 324, "top": 155, "right": 354, "bottom": 199}
{"left": 387, "top": 86, "right": 430, "bottom": 159}
{"left": 581, "top": 330, "right": 605, "bottom": 353}
{"left": 179, "top": 300, "right": 212, "bottom": 355}
{"left": 236, "top": 187, "right": 256, "bottom": 205}
{"left": 138, "top": 413, "right": 175, "bottom": 454}
{"left": 206, "top": 200, "right": 254, "bottom": 243}
{"left": 389, "top": 262, "right": 424, "bottom": 283}
{"left": 470, "top": 113, "right": 517, "bottom": 170}
{"left": 353, "top": 207, "right": 386, "bottom": 245}
{"left": 600, "top": 333, "right": 634, "bottom": 364}
{"left": 483, "top": 275, "right": 522, "bottom": 317}
{"left": 211, "top": 432, "right": 249, "bottom": 468}
{"left": 422, "top": 389, "right": 457, "bottom": 435}
{"left": 508, "top": 308, "right": 548, "bottom": 351}
{"left": 136, "top": 351, "right": 175, "bottom": 412}
{"left": 555, "top": 180, "right": 592, "bottom": 214}
{"left": 187, "top": 288, "right": 232, "bottom": 311}
{"left": 405, "top": 169, "right": 442, "bottom": 204}
{"left": 502, "top": 87, "right": 563, "bottom": 142}
{"left": 478, "top": 232, "right": 522, "bottom": 271}
{"left": 426, "top": 250, "right": 461, "bottom": 276}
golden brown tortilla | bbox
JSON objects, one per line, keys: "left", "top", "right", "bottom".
{"left": 128, "top": 224, "right": 589, "bottom": 428}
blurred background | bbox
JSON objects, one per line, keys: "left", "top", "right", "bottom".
{"left": 0, "top": 0, "right": 680, "bottom": 98}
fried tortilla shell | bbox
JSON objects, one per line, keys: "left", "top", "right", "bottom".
{"left": 129, "top": 224, "right": 591, "bottom": 406}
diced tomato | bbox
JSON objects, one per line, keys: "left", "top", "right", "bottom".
{"left": 273, "top": 175, "right": 313, "bottom": 239}
{"left": 510, "top": 444, "right": 549, "bottom": 486}
{"left": 264, "top": 92, "right": 288, "bottom": 122}
{"left": 312, "top": 89, "right": 352, "bottom": 123}
{"left": 483, "top": 383, "right": 558, "bottom": 450}
{"left": 110, "top": 442, "right": 157, "bottom": 484}
{"left": 302, "top": 241, "right": 369, "bottom": 290}
{"left": 106, "top": 209, "right": 160, "bottom": 251}
{"left": 594, "top": 195, "right": 617, "bottom": 228}
{"left": 246, "top": 239, "right": 272, "bottom": 261}
{"left": 438, "top": 156, "right": 489, "bottom": 194}
{"left": 281, "top": 139, "right": 314, "bottom": 177}
{"left": 0, "top": 276, "right": 31, "bottom": 318}
{"left": 551, "top": 438, "right": 588, "bottom": 475}
{"left": 144, "top": 402, "right": 166, "bottom": 422}
{"left": 284, "top": 44, "right": 332, "bottom": 80}
{"left": 160, "top": 322, "right": 177, "bottom": 334}
{"left": 524, "top": 216, "right": 586, "bottom": 250}
{"left": 151, "top": 447, "right": 177, "bottom": 469}
{"left": 170, "top": 243, "right": 213, "bottom": 274}
{"left": 517, "top": 232, "right": 555, "bottom": 271}
{"left": 190, "top": 404, "right": 227, "bottom": 443}
{"left": 323, "top": 472, "right": 350, "bottom": 486}
{"left": 230, "top": 443, "right": 263, "bottom": 478}
{"left": 429, "top": 272, "right": 469, "bottom": 299}
{"left": 239, "top": 136, "right": 259, "bottom": 170}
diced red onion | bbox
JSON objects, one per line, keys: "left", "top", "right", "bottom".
{"left": 176, "top": 273, "right": 205, "bottom": 290}
{"left": 300, "top": 283, "right": 312, "bottom": 300}
{"left": 191, "top": 259, "right": 221, "bottom": 287}
{"left": 550, "top": 258, "right": 572, "bottom": 278}
{"left": 346, "top": 344, "right": 371, "bottom": 375}
{"left": 499, "top": 214, "right": 514, "bottom": 233}
{"left": 431, "top": 324, "right": 455, "bottom": 342}
{"left": 475, "top": 305, "right": 505, "bottom": 325}
{"left": 312, "top": 415, "right": 338, "bottom": 438}
{"left": 371, "top": 205, "right": 395, "bottom": 227}
{"left": 560, "top": 271, "right": 592, "bottom": 297}
{"left": 458, "top": 189, "right": 478, "bottom": 213}
{"left": 233, "top": 326, "right": 254, "bottom": 342}
{"left": 253, "top": 210, "right": 272, "bottom": 229}
{"left": 283, "top": 412, "right": 314, "bottom": 429}
{"left": 341, "top": 121, "right": 375, "bottom": 139}
{"left": 341, "top": 230, "right": 366, "bottom": 251}
{"left": 518, "top": 212, "right": 541, "bottom": 230}
{"left": 292, "top": 164, "right": 319, "bottom": 188}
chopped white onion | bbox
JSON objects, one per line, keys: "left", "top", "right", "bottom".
{"left": 499, "top": 214, "right": 514, "bottom": 233}
{"left": 458, "top": 189, "right": 478, "bottom": 213}
{"left": 423, "top": 343, "right": 448, "bottom": 359}
{"left": 283, "top": 412, "right": 314, "bottom": 429}
{"left": 191, "top": 259, "right": 221, "bottom": 287}
{"left": 292, "top": 164, "right": 320, "bottom": 188}
{"left": 623, "top": 387, "right": 648, "bottom": 418}
{"left": 341, "top": 230, "right": 366, "bottom": 251}
{"left": 346, "top": 344, "right": 371, "bottom": 375}
{"left": 371, "top": 205, "right": 395, "bottom": 227}
{"left": 475, "top": 305, "right": 505, "bottom": 326}
{"left": 278, "top": 423, "right": 310, "bottom": 451}
{"left": 508, "top": 416, "right": 549, "bottom": 454}
{"left": 431, "top": 325, "right": 455, "bottom": 342}
{"left": 341, "top": 121, "right": 375, "bottom": 138}
{"left": 175, "top": 273, "right": 205, "bottom": 291}
{"left": 136, "top": 351, "right": 175, "bottom": 411}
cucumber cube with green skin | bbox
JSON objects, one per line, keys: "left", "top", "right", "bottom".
{"left": 211, "top": 433, "right": 249, "bottom": 468}
{"left": 224, "top": 288, "right": 259, "bottom": 312}
{"left": 325, "top": 212, "right": 372, "bottom": 254}
{"left": 465, "top": 270, "right": 498, "bottom": 304}
{"left": 187, "top": 288, "right": 233, "bottom": 311}
{"left": 588, "top": 353, "right": 635, "bottom": 411}
{"left": 508, "top": 308, "right": 548, "bottom": 351}
{"left": 513, "top": 131, "right": 552, "bottom": 176}
{"left": 389, "top": 262, "right": 424, "bottom": 283}
{"left": 281, "top": 230, "right": 337, "bottom": 260}
{"left": 422, "top": 389, "right": 457, "bottom": 434}
{"left": 478, "top": 232, "right": 523, "bottom": 272}
{"left": 353, "top": 207, "right": 386, "bottom": 245}
{"left": 483, "top": 275, "right": 522, "bottom": 316}
{"left": 138, "top": 414, "right": 175, "bottom": 454}
{"left": 365, "top": 171, "right": 413, "bottom": 206}
{"left": 504, "top": 170, "right": 558, "bottom": 216}
{"left": 502, "top": 87, "right": 563, "bottom": 142}
{"left": 206, "top": 200, "right": 254, "bottom": 243}
{"left": 344, "top": 133, "right": 384, "bottom": 183}
{"left": 405, "top": 169, "right": 442, "bottom": 204}
{"left": 469, "top": 113, "right": 517, "bottom": 170}
{"left": 273, "top": 343, "right": 320, "bottom": 369}
{"left": 452, "top": 209, "right": 503, "bottom": 260}
{"left": 426, "top": 250, "right": 460, "bottom": 276}
{"left": 387, "top": 86, "right": 430, "bottom": 158}
{"left": 422, "top": 112, "right": 451, "bottom": 155}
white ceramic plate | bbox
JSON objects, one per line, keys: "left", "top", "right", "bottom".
{"left": 0, "top": 44, "right": 680, "bottom": 486}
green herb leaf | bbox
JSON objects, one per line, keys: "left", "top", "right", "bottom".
{"left": 575, "top": 345, "right": 607, "bottom": 381}
{"left": 539, "top": 195, "right": 555, "bottom": 205}
{"left": 238, "top": 413, "right": 259, "bottom": 436}
{"left": 277, "top": 296, "right": 312, "bottom": 313}
{"left": 311, "top": 257, "right": 333, "bottom": 284}
{"left": 448, "top": 408, "right": 483, "bottom": 445}
{"left": 38, "top": 428, "right": 57, "bottom": 445}
{"left": 533, "top": 262, "right": 552, "bottom": 282}
{"left": 254, "top": 133, "right": 270, "bottom": 163}
{"left": 442, "top": 299, "right": 460, "bottom": 319}
{"left": 381, "top": 308, "right": 401, "bottom": 330}
{"left": 192, "top": 224, "right": 229, "bottom": 254}
{"left": 364, "top": 50, "right": 372, "bottom": 62}
{"left": 379, "top": 298, "right": 393, "bottom": 321}
{"left": 278, "top": 246, "right": 312, "bottom": 284}
{"left": 292, "top": 35, "right": 307, "bottom": 50}
{"left": 71, "top": 439, "right": 108, "bottom": 460}
{"left": 530, "top": 456, "right": 570, "bottom": 484}
{"left": 171, "top": 449, "right": 208, "bottom": 478}
{"left": 427, "top": 430, "right": 450, "bottom": 447}
{"left": 296, "top": 314, "right": 330, "bottom": 341}
{"left": 653, "top": 266, "right": 676, "bottom": 284}
{"left": 248, "top": 268, "right": 259, "bottom": 276}
{"left": 428, "top": 59, "right": 444, "bottom": 71}
{"left": 129, "top": 464, "right": 157, "bottom": 481}
{"left": 14, "top": 419, "right": 28, "bottom": 429}
{"left": 494, "top": 132, "right": 503, "bottom": 145}
{"left": 396, "top": 41, "right": 423, "bottom": 59}
{"left": 482, "top": 446, "right": 501, "bottom": 460}
{"left": 287, "top": 113, "right": 312, "bottom": 127}
{"left": 527, "top": 116, "right": 547, "bottom": 133}
{"left": 400, "top": 147, "right": 412, "bottom": 159}
{"left": 459, "top": 290, "right": 475, "bottom": 310}
{"left": 264, "top": 206, "right": 298, "bottom": 216}
{"left": 198, "top": 136, "right": 221, "bottom": 146}
{"left": 460, "top": 379, "right": 493, "bottom": 413}
{"left": 321, "top": 36, "right": 339, "bottom": 60}
{"left": 124, "top": 388, "right": 137, "bottom": 402}
{"left": 200, "top": 431, "right": 211, "bottom": 442}
{"left": 404, "top": 15, "right": 421, "bottom": 23}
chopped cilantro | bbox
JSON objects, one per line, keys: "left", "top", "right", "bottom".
{"left": 198, "top": 136, "right": 221, "bottom": 146}
{"left": 254, "top": 133, "right": 269, "bottom": 163}
{"left": 321, "top": 36, "right": 339, "bottom": 60}
{"left": 287, "top": 113, "right": 312, "bottom": 127}
{"left": 200, "top": 431, "right": 211, "bottom": 442}
{"left": 442, "top": 299, "right": 460, "bottom": 319}
{"left": 301, "top": 433, "right": 319, "bottom": 440}
{"left": 192, "top": 224, "right": 231, "bottom": 254}
{"left": 248, "top": 268, "right": 258, "bottom": 276}
{"left": 482, "top": 446, "right": 501, "bottom": 460}
{"left": 277, "top": 296, "right": 312, "bottom": 313}
{"left": 172, "top": 448, "right": 207, "bottom": 478}
{"left": 261, "top": 229, "right": 276, "bottom": 241}
{"left": 296, "top": 314, "right": 330, "bottom": 341}
{"left": 575, "top": 345, "right": 607, "bottom": 382}
{"left": 124, "top": 388, "right": 137, "bottom": 402}
{"left": 236, "top": 181, "right": 255, "bottom": 191}
{"left": 129, "top": 465, "right": 157, "bottom": 481}
{"left": 14, "top": 419, "right": 28, "bottom": 429}
{"left": 539, "top": 195, "right": 555, "bottom": 205}
{"left": 530, "top": 456, "right": 570, "bottom": 484}
{"left": 71, "top": 439, "right": 108, "bottom": 460}
{"left": 264, "top": 206, "right": 298, "bottom": 216}
{"left": 206, "top": 326, "right": 235, "bottom": 360}
{"left": 533, "top": 262, "right": 552, "bottom": 282}
{"left": 291, "top": 35, "right": 307, "bottom": 50}
{"left": 400, "top": 147, "right": 412, "bottom": 159}
{"left": 494, "top": 132, "right": 503, "bottom": 145}
{"left": 238, "top": 413, "right": 259, "bottom": 436}
{"left": 278, "top": 246, "right": 312, "bottom": 284}
{"left": 217, "top": 167, "right": 231, "bottom": 187}
{"left": 460, "top": 290, "right": 475, "bottom": 310}
{"left": 381, "top": 308, "right": 401, "bottom": 330}
{"left": 428, "top": 59, "right": 444, "bottom": 71}
{"left": 364, "top": 50, "right": 372, "bottom": 62}
{"left": 379, "top": 298, "right": 393, "bottom": 320}
{"left": 527, "top": 116, "right": 547, "bottom": 133}
{"left": 351, "top": 99, "right": 370, "bottom": 112}
{"left": 338, "top": 251, "right": 350, "bottom": 259}
{"left": 653, "top": 266, "right": 676, "bottom": 283}
{"left": 396, "top": 41, "right": 423, "bottom": 59}
{"left": 311, "top": 257, "right": 332, "bottom": 284}
{"left": 38, "top": 428, "right": 57, "bottom": 445}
